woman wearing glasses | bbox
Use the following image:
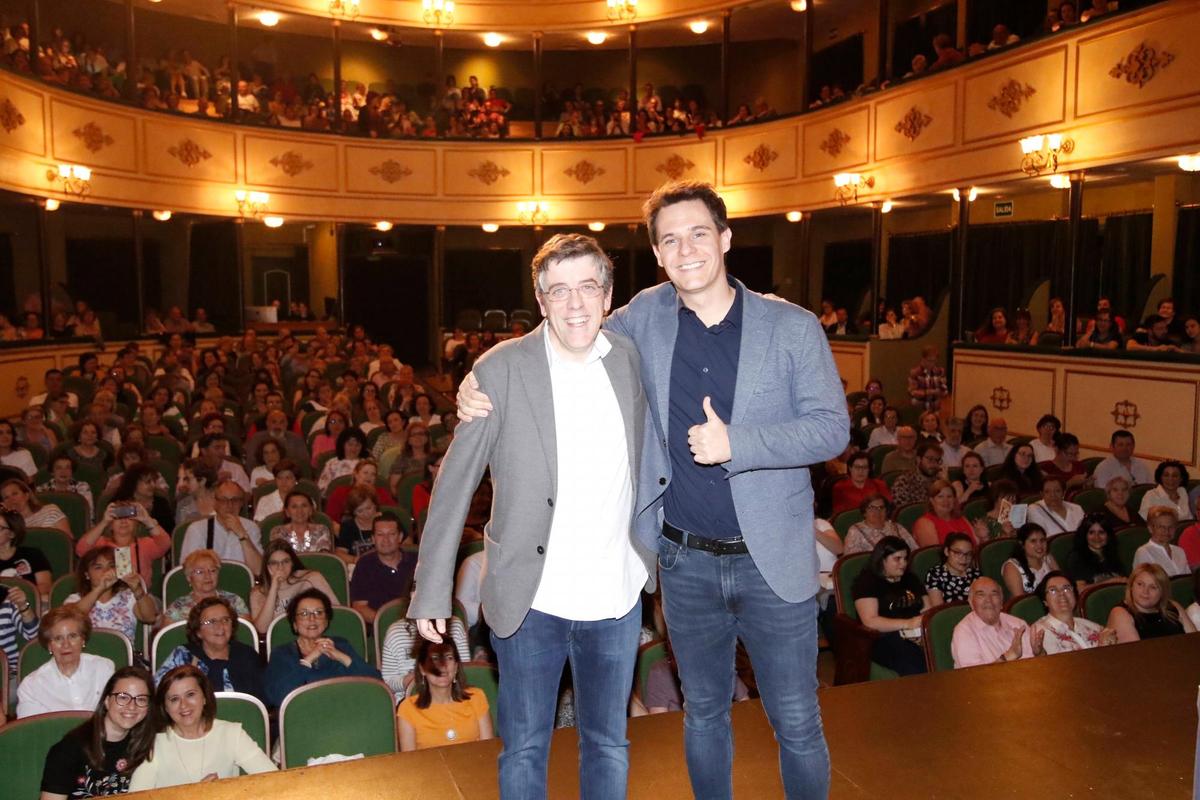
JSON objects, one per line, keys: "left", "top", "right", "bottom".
{"left": 397, "top": 637, "right": 493, "bottom": 751}
{"left": 39, "top": 665, "right": 156, "bottom": 799}
{"left": 1029, "top": 571, "right": 1116, "bottom": 655}
{"left": 65, "top": 547, "right": 158, "bottom": 642}
{"left": 264, "top": 588, "right": 377, "bottom": 707}
{"left": 923, "top": 532, "right": 981, "bottom": 606}
{"left": 160, "top": 549, "right": 250, "bottom": 626}
{"left": 18, "top": 606, "right": 115, "bottom": 717}
{"left": 155, "top": 597, "right": 264, "bottom": 702}
{"left": 129, "top": 665, "right": 276, "bottom": 789}
{"left": 844, "top": 494, "right": 916, "bottom": 555}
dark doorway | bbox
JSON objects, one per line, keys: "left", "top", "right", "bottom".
{"left": 822, "top": 239, "right": 872, "bottom": 318}
{"left": 189, "top": 221, "right": 240, "bottom": 331}
{"left": 344, "top": 227, "right": 432, "bottom": 367}
{"left": 967, "top": 0, "right": 1047, "bottom": 46}
{"left": 728, "top": 245, "right": 774, "bottom": 294}
{"left": 893, "top": 2, "right": 957, "bottom": 78}
{"left": 251, "top": 247, "right": 310, "bottom": 309}
{"left": 444, "top": 249, "right": 523, "bottom": 325}
{"left": 65, "top": 237, "right": 160, "bottom": 330}
{"left": 0, "top": 234, "right": 17, "bottom": 317}
{"left": 810, "top": 34, "right": 864, "bottom": 98}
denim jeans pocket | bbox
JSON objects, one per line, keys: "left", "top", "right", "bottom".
{"left": 658, "top": 532, "right": 685, "bottom": 571}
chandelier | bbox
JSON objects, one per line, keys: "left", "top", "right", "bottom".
{"left": 517, "top": 201, "right": 549, "bottom": 226}
{"left": 329, "top": 0, "right": 360, "bottom": 19}
{"left": 422, "top": 0, "right": 455, "bottom": 25}
{"left": 47, "top": 163, "right": 91, "bottom": 198}
{"left": 607, "top": 0, "right": 637, "bottom": 22}
{"left": 235, "top": 190, "right": 270, "bottom": 218}
{"left": 1019, "top": 133, "right": 1074, "bottom": 176}
{"left": 832, "top": 173, "right": 873, "bottom": 206}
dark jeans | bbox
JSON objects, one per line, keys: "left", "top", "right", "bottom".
{"left": 659, "top": 532, "right": 830, "bottom": 800}
{"left": 870, "top": 632, "right": 927, "bottom": 676}
{"left": 490, "top": 601, "right": 641, "bottom": 800}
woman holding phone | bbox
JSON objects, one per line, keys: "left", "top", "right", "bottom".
{"left": 65, "top": 546, "right": 158, "bottom": 641}
{"left": 75, "top": 502, "right": 171, "bottom": 589}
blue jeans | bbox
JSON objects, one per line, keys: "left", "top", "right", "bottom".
{"left": 491, "top": 601, "right": 641, "bottom": 800}
{"left": 659, "top": 532, "right": 830, "bottom": 800}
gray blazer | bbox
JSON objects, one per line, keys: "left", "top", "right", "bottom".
{"left": 408, "top": 323, "right": 656, "bottom": 638}
{"left": 606, "top": 279, "right": 849, "bottom": 604}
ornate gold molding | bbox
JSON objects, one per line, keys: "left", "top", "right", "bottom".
{"left": 0, "top": 97, "right": 24, "bottom": 134}
{"left": 1108, "top": 41, "right": 1175, "bottom": 88}
{"left": 167, "top": 138, "right": 212, "bottom": 167}
{"left": 73, "top": 121, "right": 113, "bottom": 152}
{"left": 468, "top": 160, "right": 510, "bottom": 185}
{"left": 819, "top": 128, "right": 851, "bottom": 157}
{"left": 270, "top": 150, "right": 314, "bottom": 177}
{"left": 743, "top": 143, "right": 778, "bottom": 172}
{"left": 369, "top": 159, "right": 413, "bottom": 183}
{"left": 564, "top": 159, "right": 606, "bottom": 185}
{"left": 987, "top": 80, "right": 1037, "bottom": 119}
{"left": 655, "top": 154, "right": 695, "bottom": 180}
{"left": 894, "top": 107, "right": 933, "bottom": 141}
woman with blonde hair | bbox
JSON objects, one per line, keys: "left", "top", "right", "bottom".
{"left": 1106, "top": 563, "right": 1195, "bottom": 642}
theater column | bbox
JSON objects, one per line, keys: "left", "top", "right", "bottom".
{"left": 950, "top": 187, "right": 970, "bottom": 343}
{"left": 802, "top": 0, "right": 814, "bottom": 109}
{"left": 227, "top": 2, "right": 238, "bottom": 120}
{"left": 628, "top": 25, "right": 637, "bottom": 118}
{"left": 234, "top": 218, "right": 246, "bottom": 330}
{"left": 35, "top": 201, "right": 51, "bottom": 331}
{"left": 876, "top": 0, "right": 890, "bottom": 87}
{"left": 335, "top": 222, "right": 345, "bottom": 325}
{"left": 124, "top": 0, "right": 138, "bottom": 104}
{"left": 430, "top": 226, "right": 446, "bottom": 368}
{"left": 27, "top": 0, "right": 38, "bottom": 69}
{"left": 870, "top": 203, "right": 883, "bottom": 332}
{"left": 332, "top": 20, "right": 343, "bottom": 132}
{"left": 719, "top": 10, "right": 730, "bottom": 123}
{"left": 533, "top": 32, "right": 543, "bottom": 140}
{"left": 131, "top": 210, "right": 145, "bottom": 332}
{"left": 797, "top": 212, "right": 812, "bottom": 309}
{"left": 1065, "top": 171, "right": 1086, "bottom": 349}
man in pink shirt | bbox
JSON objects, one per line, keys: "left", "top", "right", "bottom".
{"left": 951, "top": 577, "right": 1036, "bottom": 668}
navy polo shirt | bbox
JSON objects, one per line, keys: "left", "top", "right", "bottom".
{"left": 663, "top": 281, "right": 742, "bottom": 539}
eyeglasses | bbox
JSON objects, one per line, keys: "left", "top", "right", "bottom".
{"left": 865, "top": 504, "right": 887, "bottom": 512}
{"left": 540, "top": 283, "right": 604, "bottom": 303}
{"left": 1044, "top": 585, "right": 1074, "bottom": 597}
{"left": 200, "top": 615, "right": 232, "bottom": 627}
{"left": 189, "top": 568, "right": 219, "bottom": 577}
{"left": 295, "top": 608, "right": 327, "bottom": 619}
{"left": 50, "top": 632, "right": 83, "bottom": 645}
{"left": 948, "top": 548, "right": 974, "bottom": 557}
{"left": 110, "top": 692, "right": 151, "bottom": 708}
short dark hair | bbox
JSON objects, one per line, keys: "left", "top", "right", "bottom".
{"left": 530, "top": 233, "right": 614, "bottom": 293}
{"left": 155, "top": 665, "right": 217, "bottom": 731}
{"left": 1155, "top": 459, "right": 1189, "bottom": 486}
{"left": 198, "top": 432, "right": 226, "bottom": 451}
{"left": 272, "top": 458, "right": 300, "bottom": 478}
{"left": 287, "top": 587, "right": 333, "bottom": 634}
{"left": 1110, "top": 430, "right": 1134, "bottom": 446}
{"left": 915, "top": 440, "right": 942, "bottom": 460}
{"left": 1034, "top": 570, "right": 1072, "bottom": 607}
{"left": 335, "top": 428, "right": 369, "bottom": 459}
{"left": 642, "top": 180, "right": 729, "bottom": 246}
{"left": 186, "top": 596, "right": 238, "bottom": 647}
{"left": 1036, "top": 414, "right": 1061, "bottom": 431}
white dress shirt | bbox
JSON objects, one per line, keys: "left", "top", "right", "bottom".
{"left": 17, "top": 652, "right": 114, "bottom": 718}
{"left": 1137, "top": 485, "right": 1194, "bottom": 522}
{"left": 1026, "top": 500, "right": 1085, "bottom": 535}
{"left": 1092, "top": 455, "right": 1154, "bottom": 489}
{"left": 867, "top": 426, "right": 898, "bottom": 448}
{"left": 1132, "top": 540, "right": 1190, "bottom": 577}
{"left": 973, "top": 440, "right": 1012, "bottom": 468}
{"left": 1030, "top": 439, "right": 1056, "bottom": 463}
{"left": 179, "top": 515, "right": 262, "bottom": 564}
{"left": 530, "top": 328, "right": 646, "bottom": 621}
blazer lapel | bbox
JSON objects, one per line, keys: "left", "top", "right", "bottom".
{"left": 517, "top": 324, "right": 557, "bottom": 496}
{"left": 651, "top": 291, "right": 679, "bottom": 433}
{"left": 731, "top": 280, "right": 771, "bottom": 425}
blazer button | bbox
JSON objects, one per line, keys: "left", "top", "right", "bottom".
{"left": 547, "top": 498, "right": 554, "bottom": 507}
{"left": 658, "top": 477, "right": 667, "bottom": 485}
{"left": 536, "top": 546, "right": 545, "bottom": 555}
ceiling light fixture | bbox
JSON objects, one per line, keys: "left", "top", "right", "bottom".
{"left": 586, "top": 31, "right": 608, "bottom": 45}
{"left": 369, "top": 28, "right": 388, "bottom": 41}
{"left": 421, "top": 0, "right": 455, "bottom": 26}
{"left": 785, "top": 211, "right": 803, "bottom": 222}
{"left": 481, "top": 223, "right": 499, "bottom": 233}
{"left": 881, "top": 200, "right": 894, "bottom": 214}
{"left": 607, "top": 0, "right": 637, "bottom": 22}
{"left": 43, "top": 198, "right": 60, "bottom": 211}
{"left": 375, "top": 220, "right": 393, "bottom": 231}
{"left": 483, "top": 32, "right": 503, "bottom": 48}
{"left": 258, "top": 10, "right": 280, "bottom": 27}
{"left": 689, "top": 20, "right": 709, "bottom": 34}
{"left": 588, "top": 222, "right": 606, "bottom": 232}
{"left": 1178, "top": 155, "right": 1200, "bottom": 172}
{"left": 790, "top": 0, "right": 807, "bottom": 11}
{"left": 152, "top": 210, "right": 172, "bottom": 221}
{"left": 262, "top": 215, "right": 285, "bottom": 228}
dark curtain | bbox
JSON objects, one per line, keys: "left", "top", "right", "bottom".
{"left": 885, "top": 231, "right": 951, "bottom": 312}
{"left": 188, "top": 221, "right": 239, "bottom": 332}
{"left": 728, "top": 245, "right": 774, "bottom": 294}
{"left": 892, "top": 2, "right": 957, "bottom": 78}
{"left": 966, "top": 0, "right": 1047, "bottom": 45}
{"left": 444, "top": 248, "right": 523, "bottom": 323}
{"left": 1086, "top": 213, "right": 1153, "bottom": 323}
{"left": 963, "top": 221, "right": 1068, "bottom": 333}
{"left": 822, "top": 239, "right": 872, "bottom": 318}
{"left": 66, "top": 238, "right": 139, "bottom": 322}
{"left": 810, "top": 34, "right": 864, "bottom": 96}
{"left": 0, "top": 234, "right": 18, "bottom": 319}
{"left": 1173, "top": 207, "right": 1200, "bottom": 316}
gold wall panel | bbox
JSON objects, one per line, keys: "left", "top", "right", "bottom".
{"left": 1062, "top": 369, "right": 1198, "bottom": 465}
{"left": 443, "top": 149, "right": 535, "bottom": 196}
{"left": 722, "top": 128, "right": 798, "bottom": 186}
{"left": 952, "top": 358, "right": 1057, "bottom": 439}
{"left": 142, "top": 119, "right": 236, "bottom": 184}
{"left": 633, "top": 140, "right": 718, "bottom": 193}
{"left": 874, "top": 84, "right": 956, "bottom": 162}
{"left": 0, "top": 77, "right": 46, "bottom": 157}
{"left": 962, "top": 47, "right": 1068, "bottom": 143}
{"left": 1075, "top": 5, "right": 1200, "bottom": 118}
{"left": 802, "top": 107, "right": 870, "bottom": 177}
{"left": 541, "top": 149, "right": 627, "bottom": 196}
{"left": 830, "top": 342, "right": 869, "bottom": 393}
{"left": 343, "top": 146, "right": 437, "bottom": 196}
{"left": 243, "top": 135, "right": 339, "bottom": 191}
{"left": 49, "top": 99, "right": 137, "bottom": 173}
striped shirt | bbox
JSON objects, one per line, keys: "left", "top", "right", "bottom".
{"left": 0, "top": 600, "right": 40, "bottom": 675}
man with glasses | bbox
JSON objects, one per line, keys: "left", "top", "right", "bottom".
{"left": 891, "top": 441, "right": 946, "bottom": 507}
{"left": 881, "top": 425, "right": 920, "bottom": 474}
{"left": 349, "top": 516, "right": 415, "bottom": 624}
{"left": 178, "top": 479, "right": 262, "bottom": 573}
{"left": 411, "top": 233, "right": 654, "bottom": 800}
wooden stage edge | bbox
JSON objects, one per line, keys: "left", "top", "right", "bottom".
{"left": 132, "top": 635, "right": 1200, "bottom": 799}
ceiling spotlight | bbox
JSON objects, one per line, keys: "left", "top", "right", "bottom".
{"left": 586, "top": 31, "right": 607, "bottom": 45}
{"left": 369, "top": 28, "right": 388, "bottom": 41}
{"left": 588, "top": 222, "right": 606, "bottom": 232}
{"left": 481, "top": 223, "right": 499, "bottom": 233}
{"left": 375, "top": 220, "right": 394, "bottom": 231}
{"left": 785, "top": 211, "right": 802, "bottom": 223}
{"left": 880, "top": 200, "right": 894, "bottom": 214}
{"left": 152, "top": 210, "right": 172, "bottom": 221}
{"left": 689, "top": 20, "right": 709, "bottom": 34}
{"left": 483, "top": 32, "right": 503, "bottom": 48}
{"left": 43, "top": 198, "right": 60, "bottom": 211}
{"left": 790, "top": 0, "right": 807, "bottom": 10}
{"left": 262, "top": 216, "right": 285, "bottom": 228}
{"left": 258, "top": 10, "right": 280, "bottom": 27}
{"left": 1049, "top": 174, "right": 1071, "bottom": 189}
{"left": 1178, "top": 155, "right": 1200, "bottom": 172}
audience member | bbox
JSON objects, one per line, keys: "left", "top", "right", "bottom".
{"left": 0, "top": 507, "right": 52, "bottom": 599}
{"left": 973, "top": 480, "right": 1018, "bottom": 543}
{"left": 1030, "top": 571, "right": 1115, "bottom": 654}
{"left": 0, "top": 419, "right": 36, "bottom": 479}
{"left": 1092, "top": 430, "right": 1153, "bottom": 489}
{"left": 851, "top": 536, "right": 932, "bottom": 676}
{"left": 129, "top": 665, "right": 276, "bottom": 789}
{"left": 913, "top": 479, "right": 976, "bottom": 547}
{"left": 155, "top": 597, "right": 264, "bottom": 700}
{"left": 325, "top": 458, "right": 395, "bottom": 522}
{"left": 178, "top": 480, "right": 263, "bottom": 573}
{"left": 940, "top": 417, "right": 969, "bottom": 469}
{"left": 987, "top": 23, "right": 1020, "bottom": 50}
{"left": 830, "top": 452, "right": 891, "bottom": 515}
{"left": 1076, "top": 308, "right": 1123, "bottom": 348}
{"left": 249, "top": 540, "right": 338, "bottom": 634}
{"left": 951, "top": 451, "right": 988, "bottom": 508}
{"left": 1132, "top": 506, "right": 1189, "bottom": 577}
{"left": 1127, "top": 315, "right": 1179, "bottom": 352}
{"left": 1038, "top": 432, "right": 1086, "bottom": 490}
{"left": 866, "top": 407, "right": 901, "bottom": 448}
{"left": 161, "top": 549, "right": 250, "bottom": 624}
{"left": 906, "top": 346, "right": 948, "bottom": 412}
{"left": 1137, "top": 460, "right": 1192, "bottom": 521}
{"left": 917, "top": 411, "right": 943, "bottom": 443}
{"left": 972, "top": 418, "right": 1012, "bottom": 468}
{"left": 380, "top": 616, "right": 470, "bottom": 701}
{"left": 923, "top": 532, "right": 981, "bottom": 605}
{"left": 964, "top": 405, "right": 989, "bottom": 444}
{"left": 844, "top": 494, "right": 917, "bottom": 554}
{"left": 1028, "top": 415, "right": 1060, "bottom": 463}
{"left": 975, "top": 308, "right": 1011, "bottom": 344}
{"left": 348, "top": 517, "right": 414, "bottom": 624}
{"left": 1106, "top": 563, "right": 1195, "bottom": 643}
{"left": 396, "top": 637, "right": 493, "bottom": 751}
{"left": 881, "top": 426, "right": 919, "bottom": 475}
{"left": 1025, "top": 476, "right": 1084, "bottom": 535}
{"left": 928, "top": 33, "right": 965, "bottom": 71}
{"left": 1065, "top": 513, "right": 1125, "bottom": 591}
{"left": 1, "top": 577, "right": 39, "bottom": 676}
{"left": 950, "top": 577, "right": 1033, "bottom": 668}
{"left": 66, "top": 546, "right": 158, "bottom": 642}
{"left": 18, "top": 605, "right": 116, "bottom": 717}
{"left": 1, "top": 477, "right": 72, "bottom": 537}
{"left": 1001, "top": 523, "right": 1060, "bottom": 596}
{"left": 271, "top": 491, "right": 334, "bottom": 554}
{"left": 891, "top": 440, "right": 945, "bottom": 507}
{"left": 1098, "top": 475, "right": 1143, "bottom": 529}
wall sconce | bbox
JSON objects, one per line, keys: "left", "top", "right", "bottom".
{"left": 329, "top": 0, "right": 360, "bottom": 20}
{"left": 422, "top": 0, "right": 454, "bottom": 26}
{"left": 950, "top": 187, "right": 979, "bottom": 202}
{"left": 607, "top": 0, "right": 637, "bottom": 22}
{"left": 235, "top": 190, "right": 270, "bottom": 218}
{"left": 517, "top": 202, "right": 549, "bottom": 226}
{"left": 833, "top": 173, "right": 874, "bottom": 205}
{"left": 1019, "top": 133, "right": 1074, "bottom": 176}
{"left": 47, "top": 164, "right": 91, "bottom": 198}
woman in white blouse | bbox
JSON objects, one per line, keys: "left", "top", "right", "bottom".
{"left": 129, "top": 665, "right": 276, "bottom": 789}
{"left": 1133, "top": 506, "right": 1190, "bottom": 577}
{"left": 17, "top": 606, "right": 115, "bottom": 718}
{"left": 1137, "top": 460, "right": 1193, "bottom": 522}
{"left": 0, "top": 419, "right": 37, "bottom": 479}
{"left": 1001, "top": 523, "right": 1059, "bottom": 597}
{"left": 1025, "top": 477, "right": 1085, "bottom": 536}
{"left": 1030, "top": 571, "right": 1117, "bottom": 655}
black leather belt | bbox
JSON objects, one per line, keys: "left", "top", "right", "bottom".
{"left": 663, "top": 522, "right": 748, "bottom": 555}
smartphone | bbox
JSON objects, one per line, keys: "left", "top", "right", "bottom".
{"left": 114, "top": 546, "right": 133, "bottom": 578}
{"left": 112, "top": 504, "right": 138, "bottom": 519}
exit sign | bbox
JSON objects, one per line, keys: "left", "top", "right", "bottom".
{"left": 994, "top": 200, "right": 1014, "bottom": 218}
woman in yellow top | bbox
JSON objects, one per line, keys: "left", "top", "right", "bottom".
{"left": 396, "top": 639, "right": 493, "bottom": 751}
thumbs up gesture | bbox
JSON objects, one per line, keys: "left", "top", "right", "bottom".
{"left": 688, "top": 396, "right": 731, "bottom": 465}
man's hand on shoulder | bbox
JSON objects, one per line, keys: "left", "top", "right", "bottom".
{"left": 415, "top": 618, "right": 447, "bottom": 643}
{"left": 455, "top": 372, "right": 493, "bottom": 423}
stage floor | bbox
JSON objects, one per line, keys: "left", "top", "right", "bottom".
{"left": 132, "top": 634, "right": 1199, "bottom": 799}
